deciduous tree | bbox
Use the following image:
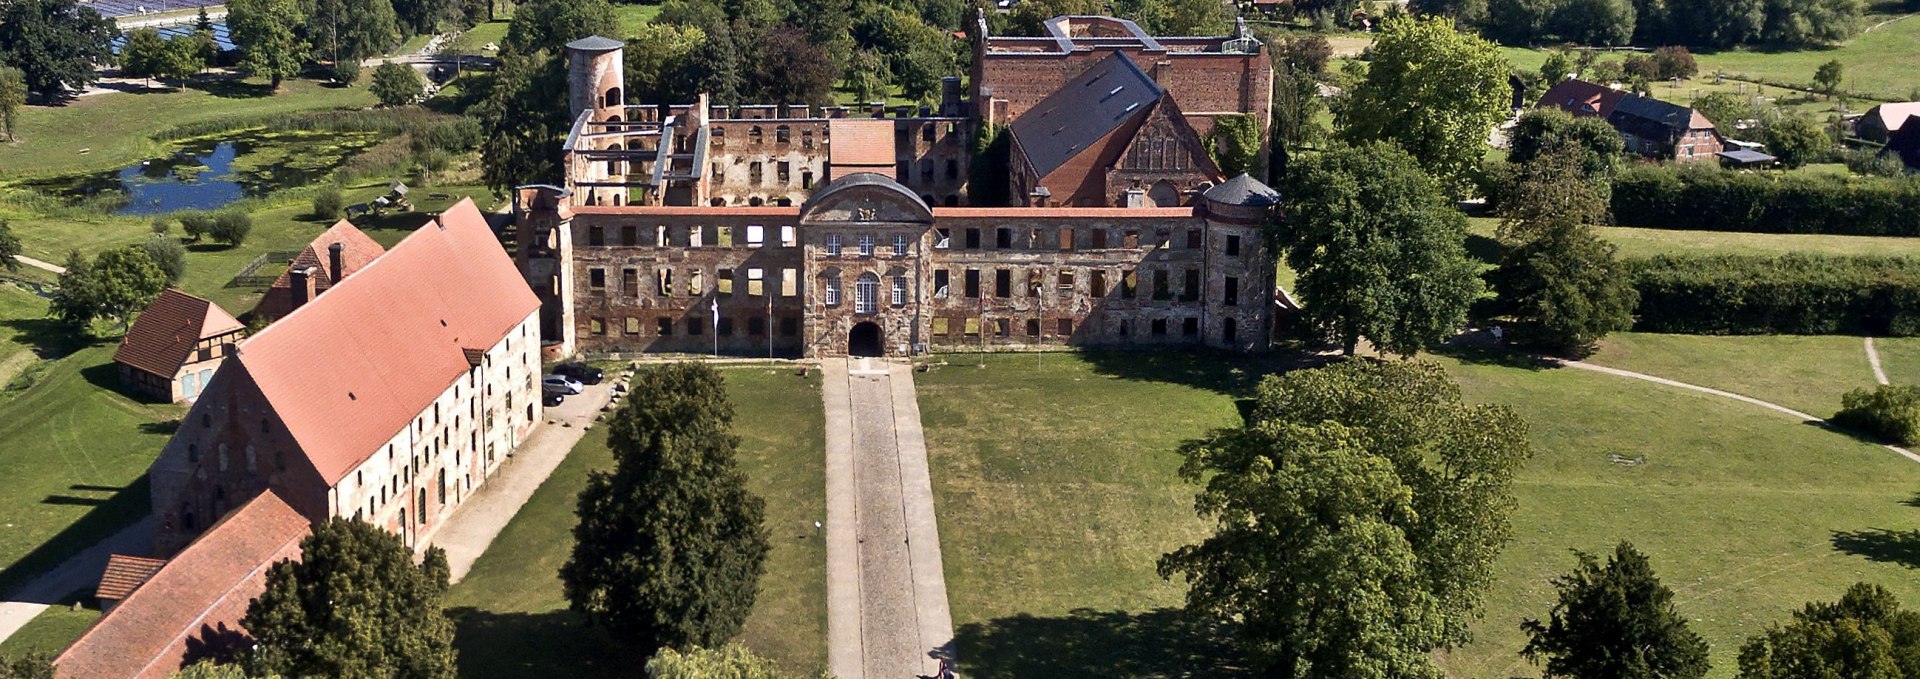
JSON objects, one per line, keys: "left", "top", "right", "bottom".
{"left": 0, "top": 0, "right": 115, "bottom": 99}
{"left": 1275, "top": 142, "right": 1485, "bottom": 356}
{"left": 228, "top": 0, "right": 310, "bottom": 90}
{"left": 1506, "top": 108, "right": 1624, "bottom": 182}
{"left": 0, "top": 222, "right": 19, "bottom": 272}
{"left": 142, "top": 233, "right": 187, "bottom": 284}
{"left": 0, "top": 66, "right": 24, "bottom": 141}
{"left": 1208, "top": 113, "right": 1261, "bottom": 177}
{"left": 309, "top": 0, "right": 401, "bottom": 79}
{"left": 1160, "top": 359, "right": 1532, "bottom": 679}
{"left": 502, "top": 0, "right": 616, "bottom": 57}
{"left": 1813, "top": 59, "right": 1844, "bottom": 98}
{"left": 371, "top": 62, "right": 423, "bottom": 106}
{"left": 209, "top": 211, "right": 253, "bottom": 246}
{"left": 243, "top": 520, "right": 457, "bottom": 679}
{"left": 1522, "top": 542, "right": 1709, "bottom": 679}
{"left": 49, "top": 246, "right": 166, "bottom": 332}
{"left": 476, "top": 50, "right": 568, "bottom": 194}
{"left": 1339, "top": 16, "right": 1511, "bottom": 196}
{"left": 0, "top": 653, "right": 53, "bottom": 679}
{"left": 561, "top": 363, "right": 770, "bottom": 653}
{"left": 1764, "top": 114, "right": 1829, "bottom": 168}
{"left": 750, "top": 27, "right": 834, "bottom": 106}
{"left": 646, "top": 644, "right": 826, "bottom": 679}
{"left": 1490, "top": 145, "right": 1636, "bottom": 354}
{"left": 1690, "top": 91, "right": 1749, "bottom": 130}
{"left": 1739, "top": 583, "right": 1920, "bottom": 678}
{"left": 624, "top": 23, "right": 706, "bottom": 104}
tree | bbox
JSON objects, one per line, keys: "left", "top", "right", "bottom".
{"left": 0, "top": 0, "right": 116, "bottom": 99}
{"left": 47, "top": 250, "right": 97, "bottom": 329}
{"left": 209, "top": 211, "right": 253, "bottom": 246}
{"left": 0, "top": 66, "right": 23, "bottom": 142}
{"left": 502, "top": 0, "right": 616, "bottom": 57}
{"left": 195, "top": 5, "right": 215, "bottom": 32}
{"left": 1764, "top": 114, "right": 1829, "bottom": 168}
{"left": 48, "top": 246, "right": 166, "bottom": 332}
{"left": 477, "top": 51, "right": 569, "bottom": 194}
{"left": 0, "top": 222, "right": 19, "bottom": 272}
{"left": 1691, "top": 91, "right": 1749, "bottom": 130}
{"left": 178, "top": 211, "right": 215, "bottom": 242}
{"left": 1761, "top": 0, "right": 1863, "bottom": 47}
{"left": 625, "top": 23, "right": 707, "bottom": 104}
{"left": 169, "top": 660, "right": 253, "bottom": 678}
{"left": 1813, "top": 59, "right": 1844, "bottom": 98}
{"left": 1160, "top": 359, "right": 1532, "bottom": 679}
{"left": 1521, "top": 543, "right": 1709, "bottom": 679}
{"left": 1338, "top": 16, "right": 1511, "bottom": 196}
{"left": 1651, "top": 45, "right": 1697, "bottom": 79}
{"left": 750, "top": 28, "right": 834, "bottom": 106}
{"left": 1699, "top": 0, "right": 1764, "bottom": 47}
{"left": 309, "top": 0, "right": 400, "bottom": 77}
{"left": 1489, "top": 149, "right": 1637, "bottom": 354}
{"left": 646, "top": 644, "right": 825, "bottom": 679}
{"left": 1208, "top": 114, "right": 1261, "bottom": 177}
{"left": 243, "top": 520, "right": 456, "bottom": 678}
{"left": 1114, "top": 0, "right": 1230, "bottom": 35}
{"left": 0, "top": 654, "right": 53, "bottom": 679}
{"left": 227, "top": 0, "right": 309, "bottom": 90}
{"left": 841, "top": 49, "right": 891, "bottom": 106}
{"left": 1738, "top": 583, "right": 1920, "bottom": 678}
{"left": 1540, "top": 50, "right": 1574, "bottom": 85}
{"left": 1553, "top": 0, "right": 1637, "bottom": 46}
{"left": 561, "top": 363, "right": 770, "bottom": 652}
{"left": 1275, "top": 142, "right": 1485, "bottom": 356}
{"left": 1506, "top": 108, "right": 1624, "bottom": 182}
{"left": 312, "top": 187, "right": 346, "bottom": 220}
{"left": 158, "top": 32, "right": 211, "bottom": 86}
{"left": 142, "top": 234, "right": 187, "bottom": 284}
{"left": 371, "top": 62, "right": 423, "bottom": 106}
{"left": 121, "top": 28, "right": 171, "bottom": 88}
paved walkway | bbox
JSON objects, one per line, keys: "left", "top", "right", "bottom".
{"left": 0, "top": 515, "right": 155, "bottom": 644}
{"left": 822, "top": 358, "right": 954, "bottom": 679}
{"left": 434, "top": 379, "right": 617, "bottom": 583}
{"left": 17, "top": 255, "right": 64, "bottom": 275}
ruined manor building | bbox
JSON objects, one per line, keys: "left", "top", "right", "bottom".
{"left": 519, "top": 18, "right": 1280, "bottom": 359}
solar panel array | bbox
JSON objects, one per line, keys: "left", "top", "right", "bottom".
{"left": 110, "top": 23, "right": 236, "bottom": 53}
{"left": 83, "top": 0, "right": 210, "bottom": 17}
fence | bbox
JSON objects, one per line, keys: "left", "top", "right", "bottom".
{"left": 226, "top": 250, "right": 299, "bottom": 288}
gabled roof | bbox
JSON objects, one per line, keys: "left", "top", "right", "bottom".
{"left": 1009, "top": 52, "right": 1163, "bottom": 179}
{"left": 221, "top": 199, "right": 541, "bottom": 484}
{"left": 1867, "top": 102, "right": 1920, "bottom": 133}
{"left": 1607, "top": 93, "right": 1712, "bottom": 141}
{"left": 95, "top": 555, "right": 167, "bottom": 602}
{"left": 271, "top": 219, "right": 386, "bottom": 296}
{"left": 56, "top": 491, "right": 309, "bottom": 679}
{"left": 1537, "top": 78, "right": 1626, "bottom": 118}
{"left": 1883, "top": 115, "right": 1920, "bottom": 170}
{"left": 113, "top": 289, "right": 243, "bottom": 377}
{"left": 1203, "top": 173, "right": 1280, "bottom": 206}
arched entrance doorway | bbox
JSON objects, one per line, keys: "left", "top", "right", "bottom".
{"left": 848, "top": 321, "right": 883, "bottom": 357}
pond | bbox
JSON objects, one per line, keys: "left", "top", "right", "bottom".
{"left": 13, "top": 130, "right": 381, "bottom": 216}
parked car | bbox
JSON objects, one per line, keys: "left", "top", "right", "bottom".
{"left": 554, "top": 362, "right": 604, "bottom": 385}
{"left": 543, "top": 375, "right": 584, "bottom": 395}
{"left": 543, "top": 390, "right": 565, "bottom": 407}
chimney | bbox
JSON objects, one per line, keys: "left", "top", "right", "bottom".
{"left": 940, "top": 76, "right": 963, "bottom": 117}
{"left": 289, "top": 266, "right": 315, "bottom": 310}
{"left": 327, "top": 242, "right": 345, "bottom": 284}
{"left": 870, "top": 102, "right": 886, "bottom": 118}
{"left": 1124, "top": 188, "right": 1146, "bottom": 208}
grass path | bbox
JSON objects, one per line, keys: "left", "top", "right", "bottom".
{"left": 1583, "top": 332, "right": 1879, "bottom": 418}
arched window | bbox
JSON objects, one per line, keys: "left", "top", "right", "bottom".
{"left": 855, "top": 273, "right": 880, "bottom": 314}
{"left": 824, "top": 275, "right": 842, "bottom": 306}
{"left": 603, "top": 87, "right": 621, "bottom": 108}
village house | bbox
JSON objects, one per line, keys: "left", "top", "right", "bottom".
{"left": 1857, "top": 102, "right": 1920, "bottom": 143}
{"left": 251, "top": 219, "right": 387, "bottom": 322}
{"left": 1884, "top": 115, "right": 1920, "bottom": 171}
{"left": 146, "top": 199, "right": 543, "bottom": 555}
{"left": 1536, "top": 79, "right": 1722, "bottom": 163}
{"left": 112, "top": 289, "right": 245, "bottom": 403}
{"left": 1537, "top": 78, "right": 1627, "bottom": 119}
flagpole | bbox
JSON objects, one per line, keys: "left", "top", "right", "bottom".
{"left": 767, "top": 292, "right": 773, "bottom": 360}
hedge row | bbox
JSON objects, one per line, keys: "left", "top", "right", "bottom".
{"left": 1611, "top": 166, "right": 1920, "bottom": 236}
{"left": 1630, "top": 254, "right": 1920, "bottom": 335}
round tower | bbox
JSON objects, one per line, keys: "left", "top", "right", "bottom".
{"left": 566, "top": 36, "right": 626, "bottom": 122}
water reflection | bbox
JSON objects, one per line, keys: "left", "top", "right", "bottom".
{"left": 117, "top": 141, "right": 246, "bottom": 215}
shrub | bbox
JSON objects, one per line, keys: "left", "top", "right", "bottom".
{"left": 1833, "top": 385, "right": 1920, "bottom": 444}
{"left": 209, "top": 211, "right": 252, "bottom": 247}
{"left": 178, "top": 211, "right": 214, "bottom": 241}
{"left": 1651, "top": 46, "right": 1696, "bottom": 80}
{"left": 1611, "top": 165, "right": 1920, "bottom": 236}
{"left": 141, "top": 234, "right": 187, "bottom": 284}
{"left": 312, "top": 187, "right": 345, "bottom": 220}
{"left": 1629, "top": 254, "right": 1920, "bottom": 335}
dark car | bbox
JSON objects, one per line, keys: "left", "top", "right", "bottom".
{"left": 543, "top": 390, "right": 565, "bottom": 407}
{"left": 554, "top": 362, "right": 604, "bottom": 385}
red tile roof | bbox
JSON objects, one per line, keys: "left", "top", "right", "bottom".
{"left": 1537, "top": 78, "right": 1627, "bottom": 119}
{"left": 228, "top": 199, "right": 540, "bottom": 484}
{"left": 112, "top": 289, "right": 244, "bottom": 378}
{"left": 572, "top": 206, "right": 802, "bottom": 217}
{"left": 829, "top": 119, "right": 897, "bottom": 168}
{"left": 95, "top": 555, "right": 167, "bottom": 603}
{"left": 255, "top": 220, "right": 388, "bottom": 320}
{"left": 56, "top": 491, "right": 309, "bottom": 679}
{"left": 931, "top": 206, "right": 1198, "bottom": 219}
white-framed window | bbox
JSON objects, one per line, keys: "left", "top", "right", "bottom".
{"left": 826, "top": 233, "right": 842, "bottom": 257}
{"left": 746, "top": 225, "right": 764, "bottom": 247}
{"left": 893, "top": 233, "right": 909, "bottom": 257}
{"left": 780, "top": 225, "right": 797, "bottom": 247}
{"left": 858, "top": 234, "right": 875, "bottom": 257}
{"left": 825, "top": 276, "right": 842, "bottom": 306}
{"left": 891, "top": 275, "right": 907, "bottom": 307}
{"left": 855, "top": 273, "right": 879, "bottom": 313}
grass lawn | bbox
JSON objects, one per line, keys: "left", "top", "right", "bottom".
{"left": 1465, "top": 217, "right": 1920, "bottom": 261}
{"left": 0, "top": 594, "right": 100, "bottom": 657}
{"left": 1583, "top": 332, "right": 1878, "bottom": 417}
{"left": 1870, "top": 337, "right": 1920, "bottom": 385}
{"left": 0, "top": 77, "right": 376, "bottom": 180}
{"left": 449, "top": 20, "right": 510, "bottom": 55}
{"left": 446, "top": 366, "right": 827, "bottom": 678}
{"left": 613, "top": 4, "right": 660, "bottom": 36}
{"left": 918, "top": 351, "right": 1254, "bottom": 678}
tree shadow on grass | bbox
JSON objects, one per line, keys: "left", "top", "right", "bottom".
{"left": 0, "top": 475, "right": 150, "bottom": 599}
{"left": 954, "top": 607, "right": 1252, "bottom": 679}
{"left": 1832, "top": 528, "right": 1920, "bottom": 569}
{"left": 187, "top": 78, "right": 274, "bottom": 100}
{"left": 0, "top": 317, "right": 102, "bottom": 361}
{"left": 447, "top": 607, "right": 639, "bottom": 679}
{"left": 1078, "top": 348, "right": 1326, "bottom": 399}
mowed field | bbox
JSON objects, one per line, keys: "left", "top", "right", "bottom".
{"left": 445, "top": 366, "right": 827, "bottom": 678}
{"left": 1466, "top": 217, "right": 1920, "bottom": 261}
{"left": 918, "top": 349, "right": 1920, "bottom": 679}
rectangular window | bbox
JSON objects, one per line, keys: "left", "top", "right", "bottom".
{"left": 1057, "top": 318, "right": 1074, "bottom": 336}
{"left": 589, "top": 317, "right": 605, "bottom": 335}
{"left": 965, "top": 228, "right": 981, "bottom": 249}
{"left": 933, "top": 317, "right": 950, "bottom": 336}
{"left": 1123, "top": 231, "right": 1140, "bottom": 248}
{"left": 1186, "top": 229, "right": 1203, "bottom": 249}
{"left": 781, "top": 225, "right": 797, "bottom": 247}
{"left": 1153, "top": 270, "right": 1170, "bottom": 300}
{"left": 994, "top": 269, "right": 1011, "bottom": 298}
{"left": 589, "top": 268, "right": 605, "bottom": 289}
{"left": 1092, "top": 229, "right": 1108, "bottom": 249}
{"left": 934, "top": 270, "right": 950, "bottom": 298}
{"left": 717, "top": 226, "right": 734, "bottom": 247}
{"left": 826, "top": 233, "right": 843, "bottom": 257}
{"left": 1026, "top": 268, "right": 1042, "bottom": 297}
{"left": 746, "top": 225, "right": 764, "bottom": 247}
{"left": 588, "top": 226, "right": 604, "bottom": 246}
{"left": 1183, "top": 317, "right": 1199, "bottom": 337}
{"left": 1057, "top": 270, "right": 1074, "bottom": 295}
{"left": 1059, "top": 228, "right": 1074, "bottom": 250}
{"left": 963, "top": 318, "right": 980, "bottom": 337}
{"left": 659, "top": 317, "right": 674, "bottom": 336}
{"left": 717, "top": 269, "right": 733, "bottom": 295}
{"left": 688, "top": 270, "right": 704, "bottom": 295}
{"left": 718, "top": 317, "right": 734, "bottom": 336}
{"left": 747, "top": 268, "right": 765, "bottom": 296}
{"left": 658, "top": 269, "right": 673, "bottom": 295}
{"left": 1152, "top": 319, "right": 1167, "bottom": 336}
{"left": 687, "top": 317, "right": 704, "bottom": 335}
{"left": 995, "top": 227, "right": 1012, "bottom": 249}
{"left": 1225, "top": 234, "right": 1241, "bottom": 256}
{"left": 894, "top": 233, "right": 909, "bottom": 257}
{"left": 1092, "top": 270, "right": 1108, "bottom": 297}
{"left": 1122, "top": 270, "right": 1137, "bottom": 299}
{"left": 964, "top": 269, "right": 981, "bottom": 298}
{"left": 1025, "top": 318, "right": 1040, "bottom": 337}
{"left": 690, "top": 226, "right": 704, "bottom": 247}
{"left": 780, "top": 317, "right": 799, "bottom": 336}
{"left": 1224, "top": 277, "right": 1239, "bottom": 306}
{"left": 859, "top": 233, "right": 875, "bottom": 257}
{"left": 1182, "top": 269, "right": 1200, "bottom": 302}
{"left": 748, "top": 317, "right": 765, "bottom": 336}
{"left": 622, "top": 268, "right": 638, "bottom": 293}
{"left": 625, "top": 317, "right": 640, "bottom": 335}
{"left": 776, "top": 161, "right": 790, "bottom": 183}
{"left": 995, "top": 318, "right": 1010, "bottom": 337}
{"left": 826, "top": 277, "right": 842, "bottom": 306}
{"left": 621, "top": 226, "right": 638, "bottom": 246}
{"left": 1119, "top": 319, "right": 1131, "bottom": 336}
{"left": 891, "top": 276, "right": 907, "bottom": 307}
{"left": 781, "top": 269, "right": 798, "bottom": 297}
{"left": 935, "top": 229, "right": 951, "bottom": 249}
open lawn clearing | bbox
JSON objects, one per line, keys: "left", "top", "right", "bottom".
{"left": 1870, "top": 337, "right": 1920, "bottom": 385}
{"left": 1583, "top": 332, "right": 1877, "bottom": 418}
{"left": 613, "top": 4, "right": 660, "bottom": 35}
{"left": 446, "top": 366, "right": 826, "bottom": 677}
{"left": 0, "top": 78, "right": 375, "bottom": 179}
{"left": 448, "top": 20, "right": 509, "bottom": 55}
{"left": 1434, "top": 353, "right": 1920, "bottom": 679}
{"left": 919, "top": 351, "right": 1254, "bottom": 678}
{"left": 0, "top": 593, "right": 98, "bottom": 657}
{"left": 1464, "top": 217, "right": 1920, "bottom": 260}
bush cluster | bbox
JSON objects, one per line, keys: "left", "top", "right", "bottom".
{"left": 1611, "top": 166, "right": 1920, "bottom": 236}
{"left": 1629, "top": 254, "right": 1920, "bottom": 335}
{"left": 1833, "top": 385, "right": 1920, "bottom": 445}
